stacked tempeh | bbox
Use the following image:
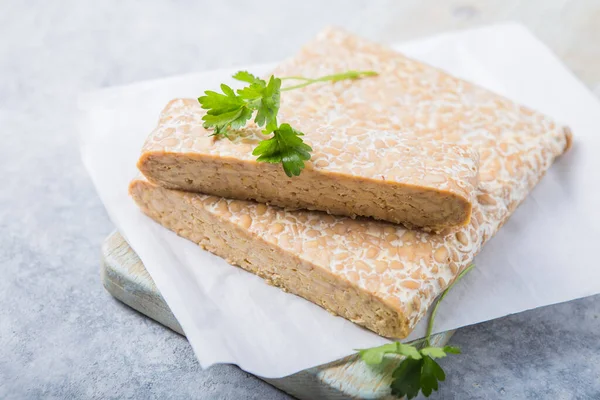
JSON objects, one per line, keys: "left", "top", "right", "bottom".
{"left": 130, "top": 28, "right": 572, "bottom": 338}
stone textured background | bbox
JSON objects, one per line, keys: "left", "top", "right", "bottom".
{"left": 1, "top": 1, "right": 599, "bottom": 399}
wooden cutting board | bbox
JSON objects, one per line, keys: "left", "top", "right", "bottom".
{"left": 101, "top": 230, "right": 454, "bottom": 400}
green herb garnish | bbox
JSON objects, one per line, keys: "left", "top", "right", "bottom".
{"left": 198, "top": 70, "right": 377, "bottom": 176}
{"left": 358, "top": 264, "right": 475, "bottom": 399}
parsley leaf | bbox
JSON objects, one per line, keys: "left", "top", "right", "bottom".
{"left": 252, "top": 123, "right": 312, "bottom": 177}
{"left": 358, "top": 342, "right": 456, "bottom": 399}
{"left": 357, "top": 264, "right": 475, "bottom": 399}
{"left": 420, "top": 356, "right": 445, "bottom": 396}
{"left": 358, "top": 342, "right": 421, "bottom": 365}
{"left": 391, "top": 357, "right": 422, "bottom": 399}
{"left": 198, "top": 69, "right": 378, "bottom": 175}
{"left": 357, "top": 343, "right": 399, "bottom": 365}
{"left": 232, "top": 70, "right": 263, "bottom": 85}
{"left": 236, "top": 82, "right": 266, "bottom": 101}
{"left": 198, "top": 84, "right": 253, "bottom": 137}
{"left": 253, "top": 76, "right": 281, "bottom": 131}
{"left": 235, "top": 72, "right": 267, "bottom": 103}
{"left": 387, "top": 354, "right": 448, "bottom": 399}
{"left": 442, "top": 346, "right": 461, "bottom": 355}
{"left": 421, "top": 346, "right": 451, "bottom": 359}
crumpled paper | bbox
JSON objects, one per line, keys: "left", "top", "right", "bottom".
{"left": 79, "top": 23, "right": 600, "bottom": 378}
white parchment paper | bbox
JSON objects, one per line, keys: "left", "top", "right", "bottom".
{"left": 79, "top": 23, "right": 600, "bottom": 378}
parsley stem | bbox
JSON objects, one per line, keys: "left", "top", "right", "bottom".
{"left": 281, "top": 70, "right": 378, "bottom": 91}
{"left": 425, "top": 264, "right": 475, "bottom": 346}
{"left": 279, "top": 76, "right": 313, "bottom": 81}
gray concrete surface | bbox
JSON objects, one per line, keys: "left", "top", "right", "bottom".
{"left": 1, "top": 1, "right": 599, "bottom": 399}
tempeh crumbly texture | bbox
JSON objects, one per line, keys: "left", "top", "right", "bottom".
{"left": 131, "top": 28, "right": 572, "bottom": 338}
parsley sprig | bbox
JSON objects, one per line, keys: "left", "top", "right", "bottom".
{"left": 358, "top": 264, "right": 475, "bottom": 399}
{"left": 198, "top": 70, "right": 377, "bottom": 177}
